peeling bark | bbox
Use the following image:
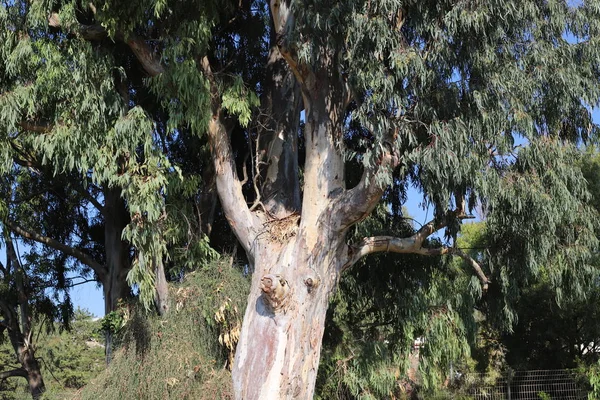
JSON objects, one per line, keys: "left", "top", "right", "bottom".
{"left": 203, "top": 3, "right": 489, "bottom": 397}
{"left": 232, "top": 229, "right": 346, "bottom": 399}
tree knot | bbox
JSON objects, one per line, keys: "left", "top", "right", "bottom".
{"left": 260, "top": 274, "right": 290, "bottom": 311}
{"left": 304, "top": 276, "right": 320, "bottom": 294}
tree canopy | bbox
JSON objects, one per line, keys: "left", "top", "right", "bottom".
{"left": 2, "top": 0, "right": 600, "bottom": 398}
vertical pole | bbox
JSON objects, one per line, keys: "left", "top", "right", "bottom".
{"left": 507, "top": 368, "right": 512, "bottom": 400}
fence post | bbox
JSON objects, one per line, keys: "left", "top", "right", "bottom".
{"left": 507, "top": 368, "right": 513, "bottom": 400}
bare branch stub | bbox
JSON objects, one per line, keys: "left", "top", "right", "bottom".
{"left": 260, "top": 274, "right": 290, "bottom": 311}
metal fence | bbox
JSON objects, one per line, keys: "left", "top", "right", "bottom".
{"left": 449, "top": 369, "right": 588, "bottom": 400}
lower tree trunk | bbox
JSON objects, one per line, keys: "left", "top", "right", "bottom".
{"left": 154, "top": 258, "right": 169, "bottom": 315}
{"left": 21, "top": 349, "right": 45, "bottom": 400}
{"left": 102, "top": 186, "right": 131, "bottom": 363}
{"left": 232, "top": 229, "right": 346, "bottom": 399}
{"left": 5, "top": 321, "right": 46, "bottom": 400}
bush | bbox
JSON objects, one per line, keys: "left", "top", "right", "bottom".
{"left": 77, "top": 260, "right": 249, "bottom": 400}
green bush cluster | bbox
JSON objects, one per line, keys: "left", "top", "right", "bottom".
{"left": 77, "top": 259, "right": 248, "bottom": 400}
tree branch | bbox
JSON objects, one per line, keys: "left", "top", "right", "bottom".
{"left": 201, "top": 57, "right": 260, "bottom": 256}
{"left": 346, "top": 235, "right": 447, "bottom": 267}
{"left": 207, "top": 117, "right": 259, "bottom": 256}
{"left": 345, "top": 235, "right": 490, "bottom": 291}
{"left": 7, "top": 189, "right": 47, "bottom": 205}
{"left": 344, "top": 205, "right": 489, "bottom": 290}
{"left": 334, "top": 146, "right": 401, "bottom": 230}
{"left": 270, "top": 0, "right": 314, "bottom": 94}
{"left": 66, "top": 278, "right": 97, "bottom": 288}
{"left": 0, "top": 368, "right": 28, "bottom": 381}
{"left": 4, "top": 221, "right": 107, "bottom": 282}
{"left": 122, "top": 34, "right": 165, "bottom": 77}
{"left": 18, "top": 121, "right": 51, "bottom": 133}
{"left": 73, "top": 184, "right": 105, "bottom": 217}
{"left": 452, "top": 248, "right": 490, "bottom": 291}
{"left": 413, "top": 197, "right": 474, "bottom": 244}
{"left": 48, "top": 13, "right": 164, "bottom": 77}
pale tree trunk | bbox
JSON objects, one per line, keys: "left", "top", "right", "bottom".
{"left": 229, "top": 91, "right": 351, "bottom": 398}
{"left": 232, "top": 229, "right": 347, "bottom": 399}
{"left": 206, "top": 60, "right": 352, "bottom": 398}
{"left": 202, "top": 1, "right": 487, "bottom": 398}
{"left": 203, "top": 0, "right": 353, "bottom": 391}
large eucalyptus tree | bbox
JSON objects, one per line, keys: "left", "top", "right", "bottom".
{"left": 2, "top": 0, "right": 600, "bottom": 399}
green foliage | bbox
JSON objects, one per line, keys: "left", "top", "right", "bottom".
{"left": 538, "top": 391, "right": 552, "bottom": 400}
{"left": 501, "top": 276, "right": 600, "bottom": 369}
{"left": 0, "top": 0, "right": 231, "bottom": 309}
{"left": 40, "top": 309, "right": 105, "bottom": 390}
{"left": 78, "top": 259, "right": 248, "bottom": 400}
{"left": 221, "top": 77, "right": 260, "bottom": 128}
{"left": 100, "top": 307, "right": 127, "bottom": 336}
{"left": 586, "top": 361, "right": 600, "bottom": 400}
{"left": 317, "top": 207, "right": 478, "bottom": 398}
{"left": 2, "top": 0, "right": 600, "bottom": 397}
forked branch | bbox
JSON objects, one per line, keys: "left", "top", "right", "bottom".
{"left": 270, "top": 0, "right": 314, "bottom": 94}
{"left": 345, "top": 211, "right": 489, "bottom": 291}
{"left": 452, "top": 248, "right": 490, "bottom": 291}
{"left": 335, "top": 139, "right": 401, "bottom": 230}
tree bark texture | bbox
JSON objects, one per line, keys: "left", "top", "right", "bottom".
{"left": 2, "top": 306, "right": 46, "bottom": 400}
{"left": 154, "top": 257, "right": 170, "bottom": 316}
{"left": 102, "top": 186, "right": 131, "bottom": 363}
{"left": 204, "top": 1, "right": 487, "bottom": 397}
{"left": 209, "top": 74, "right": 354, "bottom": 398}
{"left": 205, "top": 3, "right": 361, "bottom": 391}
{"left": 21, "top": 348, "right": 45, "bottom": 400}
{"left": 102, "top": 186, "right": 132, "bottom": 315}
{"left": 232, "top": 227, "right": 347, "bottom": 399}
{"left": 1, "top": 234, "right": 47, "bottom": 399}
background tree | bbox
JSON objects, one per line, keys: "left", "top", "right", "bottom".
{"left": 0, "top": 4, "right": 225, "bottom": 371}
{"left": 0, "top": 227, "right": 66, "bottom": 399}
{"left": 2, "top": 1, "right": 600, "bottom": 399}
{"left": 499, "top": 148, "right": 600, "bottom": 370}
{"left": 0, "top": 308, "right": 105, "bottom": 400}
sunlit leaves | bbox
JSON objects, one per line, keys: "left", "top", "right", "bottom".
{"left": 221, "top": 76, "right": 260, "bottom": 127}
